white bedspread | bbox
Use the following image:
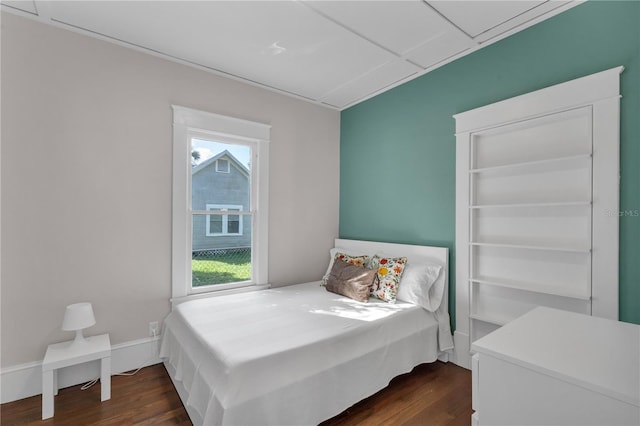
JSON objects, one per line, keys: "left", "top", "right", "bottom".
{"left": 160, "top": 281, "right": 440, "bottom": 425}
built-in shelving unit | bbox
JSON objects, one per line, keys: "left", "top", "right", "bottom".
{"left": 454, "top": 67, "right": 622, "bottom": 365}
{"left": 465, "top": 106, "right": 595, "bottom": 341}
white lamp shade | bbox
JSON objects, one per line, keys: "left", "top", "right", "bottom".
{"left": 61, "top": 302, "right": 96, "bottom": 331}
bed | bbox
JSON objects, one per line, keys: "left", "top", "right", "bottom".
{"left": 160, "top": 239, "right": 453, "bottom": 425}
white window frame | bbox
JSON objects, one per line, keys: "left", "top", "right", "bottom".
{"left": 206, "top": 204, "right": 243, "bottom": 236}
{"left": 172, "top": 105, "right": 270, "bottom": 299}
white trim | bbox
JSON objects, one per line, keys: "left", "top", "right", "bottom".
{"left": 453, "top": 330, "right": 471, "bottom": 370}
{"left": 454, "top": 133, "right": 471, "bottom": 347}
{"left": 254, "top": 138, "right": 269, "bottom": 286}
{"left": 0, "top": 336, "right": 162, "bottom": 404}
{"left": 172, "top": 119, "right": 190, "bottom": 303}
{"left": 591, "top": 96, "right": 621, "bottom": 318}
{"left": 172, "top": 105, "right": 270, "bottom": 299}
{"left": 170, "top": 282, "right": 270, "bottom": 309}
{"left": 453, "top": 67, "right": 624, "bottom": 133}
{"left": 173, "top": 105, "right": 270, "bottom": 141}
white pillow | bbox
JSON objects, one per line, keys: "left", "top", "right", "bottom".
{"left": 396, "top": 262, "right": 443, "bottom": 312}
{"left": 321, "top": 247, "right": 372, "bottom": 285}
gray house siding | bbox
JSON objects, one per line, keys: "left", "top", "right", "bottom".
{"left": 191, "top": 153, "right": 251, "bottom": 251}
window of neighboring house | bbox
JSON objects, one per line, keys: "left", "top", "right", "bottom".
{"left": 216, "top": 159, "right": 230, "bottom": 173}
{"left": 206, "top": 204, "right": 243, "bottom": 236}
{"left": 172, "top": 106, "right": 270, "bottom": 297}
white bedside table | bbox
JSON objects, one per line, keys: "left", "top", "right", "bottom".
{"left": 42, "top": 333, "right": 111, "bottom": 419}
{"left": 471, "top": 308, "right": 640, "bottom": 426}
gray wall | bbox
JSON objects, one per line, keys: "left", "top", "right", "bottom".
{"left": 1, "top": 12, "right": 340, "bottom": 367}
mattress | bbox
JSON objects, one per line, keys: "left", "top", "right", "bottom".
{"left": 160, "top": 281, "right": 440, "bottom": 425}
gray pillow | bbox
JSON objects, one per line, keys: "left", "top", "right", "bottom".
{"left": 325, "top": 259, "right": 377, "bottom": 303}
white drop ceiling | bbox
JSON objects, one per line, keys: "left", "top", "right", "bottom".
{"left": 2, "top": 0, "right": 582, "bottom": 110}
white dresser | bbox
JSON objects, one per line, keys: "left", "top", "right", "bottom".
{"left": 471, "top": 307, "right": 640, "bottom": 426}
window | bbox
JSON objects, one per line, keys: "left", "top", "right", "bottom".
{"left": 172, "top": 106, "right": 270, "bottom": 297}
{"left": 206, "top": 204, "right": 243, "bottom": 236}
{"left": 216, "top": 159, "right": 230, "bottom": 173}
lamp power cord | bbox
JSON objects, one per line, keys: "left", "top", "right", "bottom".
{"left": 81, "top": 328, "right": 160, "bottom": 391}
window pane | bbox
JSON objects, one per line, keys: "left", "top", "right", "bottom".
{"left": 191, "top": 138, "right": 251, "bottom": 211}
{"left": 227, "top": 208, "right": 240, "bottom": 234}
{"left": 209, "top": 215, "right": 223, "bottom": 234}
{"left": 216, "top": 159, "right": 230, "bottom": 173}
{"left": 191, "top": 138, "right": 252, "bottom": 287}
{"left": 228, "top": 216, "right": 240, "bottom": 233}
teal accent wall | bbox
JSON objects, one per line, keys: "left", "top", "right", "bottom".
{"left": 340, "top": 1, "right": 640, "bottom": 327}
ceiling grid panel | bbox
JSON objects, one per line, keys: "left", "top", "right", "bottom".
{"left": 1, "top": 0, "right": 583, "bottom": 110}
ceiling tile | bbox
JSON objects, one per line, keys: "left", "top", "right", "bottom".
{"left": 320, "top": 59, "right": 421, "bottom": 108}
{"left": 305, "top": 0, "right": 453, "bottom": 56}
{"left": 48, "top": 0, "right": 396, "bottom": 101}
{"left": 0, "top": 0, "right": 580, "bottom": 109}
{"left": 470, "top": 1, "right": 573, "bottom": 43}
{"left": 428, "top": 1, "right": 545, "bottom": 38}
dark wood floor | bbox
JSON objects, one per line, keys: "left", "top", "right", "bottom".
{"left": 1, "top": 361, "right": 472, "bottom": 425}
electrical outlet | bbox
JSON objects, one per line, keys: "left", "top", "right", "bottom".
{"left": 149, "top": 321, "right": 159, "bottom": 337}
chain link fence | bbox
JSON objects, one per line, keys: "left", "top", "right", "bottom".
{"left": 192, "top": 247, "right": 251, "bottom": 286}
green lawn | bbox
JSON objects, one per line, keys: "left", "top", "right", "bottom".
{"left": 192, "top": 251, "right": 251, "bottom": 286}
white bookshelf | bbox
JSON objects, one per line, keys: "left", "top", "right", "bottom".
{"left": 467, "top": 106, "right": 594, "bottom": 342}
{"left": 454, "top": 67, "right": 622, "bottom": 358}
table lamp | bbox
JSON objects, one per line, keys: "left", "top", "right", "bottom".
{"left": 62, "top": 302, "right": 96, "bottom": 347}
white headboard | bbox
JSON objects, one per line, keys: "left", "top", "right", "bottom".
{"left": 335, "top": 239, "right": 449, "bottom": 319}
{"left": 335, "top": 238, "right": 448, "bottom": 272}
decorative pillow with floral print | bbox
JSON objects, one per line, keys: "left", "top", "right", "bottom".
{"left": 321, "top": 252, "right": 370, "bottom": 286}
{"left": 369, "top": 255, "right": 408, "bottom": 303}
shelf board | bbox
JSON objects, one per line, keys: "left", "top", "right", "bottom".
{"left": 470, "top": 201, "right": 591, "bottom": 209}
{"left": 470, "top": 153, "right": 592, "bottom": 174}
{"left": 470, "top": 313, "right": 510, "bottom": 327}
{"left": 469, "top": 241, "right": 591, "bottom": 253}
{"left": 469, "top": 277, "right": 592, "bottom": 300}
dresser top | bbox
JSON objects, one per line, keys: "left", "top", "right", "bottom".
{"left": 471, "top": 307, "right": 640, "bottom": 407}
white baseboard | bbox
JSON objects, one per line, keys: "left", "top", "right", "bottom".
{"left": 437, "top": 350, "right": 451, "bottom": 363}
{"left": 453, "top": 330, "right": 471, "bottom": 370}
{"left": 1, "top": 335, "right": 162, "bottom": 404}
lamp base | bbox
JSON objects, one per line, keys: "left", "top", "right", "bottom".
{"left": 68, "top": 329, "right": 89, "bottom": 348}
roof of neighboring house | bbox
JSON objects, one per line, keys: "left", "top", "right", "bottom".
{"left": 192, "top": 149, "right": 249, "bottom": 177}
